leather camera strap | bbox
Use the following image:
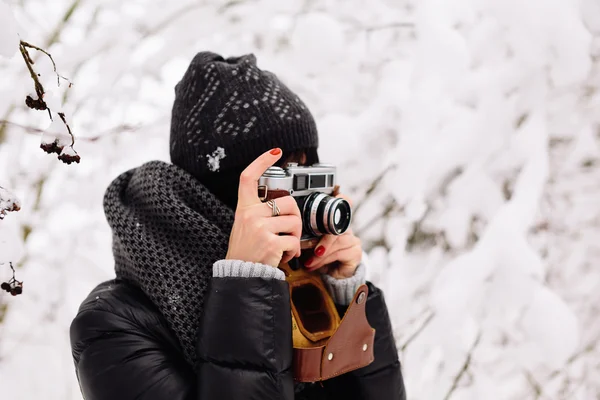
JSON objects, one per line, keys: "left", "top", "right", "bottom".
{"left": 292, "top": 284, "right": 375, "bottom": 382}
{"left": 261, "top": 188, "right": 290, "bottom": 201}
{"left": 259, "top": 185, "right": 341, "bottom": 202}
{"left": 321, "top": 284, "right": 375, "bottom": 380}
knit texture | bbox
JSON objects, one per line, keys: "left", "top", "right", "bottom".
{"left": 213, "top": 259, "right": 286, "bottom": 280}
{"left": 104, "top": 160, "right": 234, "bottom": 368}
{"left": 321, "top": 262, "right": 367, "bottom": 306}
{"left": 214, "top": 259, "right": 366, "bottom": 305}
{"left": 170, "top": 51, "right": 319, "bottom": 180}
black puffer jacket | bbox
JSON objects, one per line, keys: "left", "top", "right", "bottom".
{"left": 70, "top": 276, "right": 406, "bottom": 400}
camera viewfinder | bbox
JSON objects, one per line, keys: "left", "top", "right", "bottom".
{"left": 294, "top": 174, "right": 308, "bottom": 191}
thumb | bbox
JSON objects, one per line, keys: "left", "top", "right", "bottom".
{"left": 237, "top": 148, "right": 282, "bottom": 207}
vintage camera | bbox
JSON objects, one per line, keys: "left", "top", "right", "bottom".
{"left": 258, "top": 163, "right": 373, "bottom": 383}
{"left": 258, "top": 163, "right": 352, "bottom": 240}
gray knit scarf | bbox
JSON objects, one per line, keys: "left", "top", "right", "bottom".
{"left": 103, "top": 160, "right": 319, "bottom": 395}
{"left": 103, "top": 160, "right": 234, "bottom": 367}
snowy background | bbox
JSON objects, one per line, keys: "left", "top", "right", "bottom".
{"left": 1, "top": 0, "right": 599, "bottom": 399}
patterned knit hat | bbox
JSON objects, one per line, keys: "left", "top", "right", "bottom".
{"left": 169, "top": 52, "right": 319, "bottom": 179}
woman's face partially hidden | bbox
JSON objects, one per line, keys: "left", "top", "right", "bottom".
{"left": 277, "top": 151, "right": 307, "bottom": 167}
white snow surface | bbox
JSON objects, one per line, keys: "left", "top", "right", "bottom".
{"left": 0, "top": 0, "right": 599, "bottom": 399}
{"left": 0, "top": 0, "right": 18, "bottom": 58}
{"left": 0, "top": 185, "right": 21, "bottom": 220}
{"left": 42, "top": 115, "right": 72, "bottom": 147}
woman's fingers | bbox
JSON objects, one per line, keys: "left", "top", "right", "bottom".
{"left": 256, "top": 195, "right": 301, "bottom": 218}
{"left": 312, "top": 233, "right": 339, "bottom": 260}
{"left": 308, "top": 232, "right": 355, "bottom": 266}
{"left": 307, "top": 243, "right": 362, "bottom": 271}
{"left": 264, "top": 215, "right": 302, "bottom": 240}
{"left": 277, "top": 235, "right": 302, "bottom": 263}
{"left": 306, "top": 234, "right": 358, "bottom": 270}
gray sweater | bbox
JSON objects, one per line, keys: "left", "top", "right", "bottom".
{"left": 213, "top": 257, "right": 367, "bottom": 306}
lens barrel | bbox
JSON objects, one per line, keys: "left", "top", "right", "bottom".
{"left": 302, "top": 192, "right": 352, "bottom": 236}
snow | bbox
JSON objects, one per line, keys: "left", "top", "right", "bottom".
{"left": 1, "top": 0, "right": 600, "bottom": 399}
{"left": 0, "top": 185, "right": 21, "bottom": 220}
{"left": 59, "top": 145, "right": 77, "bottom": 157}
{"left": 206, "top": 146, "right": 226, "bottom": 172}
{"left": 42, "top": 117, "right": 72, "bottom": 147}
{"left": 43, "top": 91, "right": 65, "bottom": 113}
{"left": 0, "top": 0, "right": 18, "bottom": 58}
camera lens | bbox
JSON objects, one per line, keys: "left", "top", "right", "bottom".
{"left": 302, "top": 192, "right": 352, "bottom": 236}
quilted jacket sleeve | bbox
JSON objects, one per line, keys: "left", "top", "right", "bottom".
{"left": 70, "top": 278, "right": 294, "bottom": 400}
{"left": 322, "top": 282, "right": 407, "bottom": 400}
{"left": 70, "top": 282, "right": 196, "bottom": 400}
{"left": 196, "top": 276, "right": 294, "bottom": 400}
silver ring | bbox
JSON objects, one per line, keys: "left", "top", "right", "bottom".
{"left": 266, "top": 199, "right": 281, "bottom": 217}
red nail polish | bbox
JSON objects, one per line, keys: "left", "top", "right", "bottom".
{"left": 305, "top": 257, "right": 314, "bottom": 267}
{"left": 270, "top": 148, "right": 281, "bottom": 155}
{"left": 315, "top": 246, "right": 325, "bottom": 257}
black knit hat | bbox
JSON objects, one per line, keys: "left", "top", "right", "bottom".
{"left": 169, "top": 52, "right": 319, "bottom": 180}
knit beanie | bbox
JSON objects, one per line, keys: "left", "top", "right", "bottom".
{"left": 169, "top": 52, "right": 319, "bottom": 180}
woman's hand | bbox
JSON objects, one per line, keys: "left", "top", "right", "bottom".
{"left": 303, "top": 194, "right": 362, "bottom": 279}
{"left": 226, "top": 148, "right": 302, "bottom": 267}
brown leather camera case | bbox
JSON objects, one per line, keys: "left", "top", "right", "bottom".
{"left": 281, "top": 261, "right": 376, "bottom": 382}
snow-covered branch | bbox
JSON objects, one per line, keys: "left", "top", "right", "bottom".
{"left": 443, "top": 332, "right": 482, "bottom": 400}
{"left": 0, "top": 186, "right": 21, "bottom": 220}
{"left": 18, "top": 40, "right": 79, "bottom": 164}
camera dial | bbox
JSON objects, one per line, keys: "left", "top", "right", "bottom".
{"left": 263, "top": 166, "right": 287, "bottom": 177}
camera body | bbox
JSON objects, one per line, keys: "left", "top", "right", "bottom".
{"left": 258, "top": 163, "right": 352, "bottom": 240}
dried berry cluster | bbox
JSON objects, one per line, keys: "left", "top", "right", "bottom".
{"left": 0, "top": 200, "right": 21, "bottom": 220}
{"left": 1, "top": 281, "right": 23, "bottom": 296}
{"left": 0, "top": 185, "right": 21, "bottom": 220}
{"left": 1, "top": 263, "right": 23, "bottom": 296}
{"left": 25, "top": 94, "right": 48, "bottom": 110}
{"left": 40, "top": 140, "right": 81, "bottom": 164}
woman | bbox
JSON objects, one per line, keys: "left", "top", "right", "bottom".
{"left": 69, "top": 52, "right": 406, "bottom": 400}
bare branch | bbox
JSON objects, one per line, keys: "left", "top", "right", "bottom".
{"left": 19, "top": 42, "right": 46, "bottom": 111}
{"left": 524, "top": 370, "right": 543, "bottom": 400}
{"left": 355, "top": 198, "right": 400, "bottom": 236}
{"left": 528, "top": 335, "right": 600, "bottom": 395}
{"left": 0, "top": 120, "right": 44, "bottom": 134}
{"left": 353, "top": 163, "right": 397, "bottom": 215}
{"left": 44, "top": 0, "right": 82, "bottom": 48}
{"left": 20, "top": 40, "right": 73, "bottom": 87}
{"left": 0, "top": 119, "right": 144, "bottom": 142}
{"left": 140, "top": 2, "right": 208, "bottom": 38}
{"left": 400, "top": 310, "right": 435, "bottom": 351}
{"left": 57, "top": 112, "right": 74, "bottom": 146}
{"left": 364, "top": 22, "right": 415, "bottom": 33}
{"left": 444, "top": 332, "right": 482, "bottom": 400}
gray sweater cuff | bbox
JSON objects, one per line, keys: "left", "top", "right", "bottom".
{"left": 321, "top": 262, "right": 367, "bottom": 306}
{"left": 213, "top": 260, "right": 286, "bottom": 280}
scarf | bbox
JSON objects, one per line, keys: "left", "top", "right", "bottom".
{"left": 103, "top": 160, "right": 319, "bottom": 395}
{"left": 103, "top": 160, "right": 235, "bottom": 367}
